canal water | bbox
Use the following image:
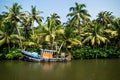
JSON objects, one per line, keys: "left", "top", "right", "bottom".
{"left": 0, "top": 59, "right": 120, "bottom": 80}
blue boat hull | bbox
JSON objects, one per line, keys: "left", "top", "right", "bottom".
{"left": 24, "top": 55, "right": 43, "bottom": 62}
{"left": 20, "top": 50, "right": 43, "bottom": 62}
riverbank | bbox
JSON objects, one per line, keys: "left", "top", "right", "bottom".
{"left": 0, "top": 46, "right": 120, "bottom": 60}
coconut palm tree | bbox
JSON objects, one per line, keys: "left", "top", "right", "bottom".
{"left": 38, "top": 13, "right": 61, "bottom": 49}
{"left": 0, "top": 15, "right": 5, "bottom": 28}
{"left": 82, "top": 21, "right": 110, "bottom": 46}
{"left": 20, "top": 13, "right": 31, "bottom": 39}
{"left": 29, "top": 6, "right": 43, "bottom": 36}
{"left": 47, "top": 13, "right": 61, "bottom": 28}
{"left": 57, "top": 27, "right": 82, "bottom": 54}
{"left": 3, "top": 3, "right": 24, "bottom": 49}
{"left": 67, "top": 2, "right": 90, "bottom": 39}
{"left": 96, "top": 11, "right": 114, "bottom": 27}
{"left": 45, "top": 13, "right": 61, "bottom": 49}
{"left": 0, "top": 30, "right": 21, "bottom": 51}
{"left": 113, "top": 18, "right": 120, "bottom": 46}
{"left": 0, "top": 22, "right": 21, "bottom": 51}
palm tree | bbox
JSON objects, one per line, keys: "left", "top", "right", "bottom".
{"left": 47, "top": 13, "right": 61, "bottom": 28}
{"left": 40, "top": 13, "right": 61, "bottom": 49}
{"left": 0, "top": 22, "right": 21, "bottom": 51}
{"left": 67, "top": 2, "right": 90, "bottom": 39}
{"left": 20, "top": 13, "right": 31, "bottom": 39}
{"left": 113, "top": 18, "right": 120, "bottom": 46}
{"left": 29, "top": 6, "right": 43, "bottom": 36}
{"left": 3, "top": 3, "right": 24, "bottom": 49}
{"left": 29, "top": 26, "right": 43, "bottom": 48}
{"left": 46, "top": 13, "right": 61, "bottom": 48}
{"left": 96, "top": 11, "right": 114, "bottom": 27}
{"left": 82, "top": 21, "right": 110, "bottom": 46}
{"left": 57, "top": 27, "right": 82, "bottom": 54}
{"left": 0, "top": 15, "right": 5, "bottom": 28}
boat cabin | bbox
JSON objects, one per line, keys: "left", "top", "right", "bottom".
{"left": 40, "top": 49, "right": 56, "bottom": 59}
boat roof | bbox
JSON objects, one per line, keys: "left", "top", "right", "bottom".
{"left": 40, "top": 49, "right": 56, "bottom": 52}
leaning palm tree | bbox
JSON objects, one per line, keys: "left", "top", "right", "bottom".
{"left": 3, "top": 3, "right": 24, "bottom": 49}
{"left": 82, "top": 21, "right": 110, "bottom": 46}
{"left": 67, "top": 2, "right": 90, "bottom": 39}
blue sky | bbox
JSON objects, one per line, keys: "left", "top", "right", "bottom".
{"left": 0, "top": 0, "right": 120, "bottom": 23}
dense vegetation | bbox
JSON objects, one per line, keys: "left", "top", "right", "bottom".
{"left": 0, "top": 2, "right": 120, "bottom": 60}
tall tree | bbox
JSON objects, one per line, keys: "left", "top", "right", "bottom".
{"left": 3, "top": 3, "right": 23, "bottom": 49}
{"left": 67, "top": 2, "right": 90, "bottom": 39}
{"left": 113, "top": 18, "right": 120, "bottom": 46}
{"left": 20, "top": 14, "right": 31, "bottom": 39}
{"left": 0, "top": 22, "right": 20, "bottom": 51}
{"left": 83, "top": 21, "right": 110, "bottom": 46}
{"left": 58, "top": 27, "right": 82, "bottom": 53}
{"left": 96, "top": 11, "right": 114, "bottom": 27}
{"left": 29, "top": 6, "right": 43, "bottom": 36}
{"left": 42, "top": 13, "right": 61, "bottom": 49}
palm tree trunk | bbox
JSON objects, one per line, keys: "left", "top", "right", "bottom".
{"left": 32, "top": 24, "right": 35, "bottom": 36}
{"left": 16, "top": 26, "right": 22, "bottom": 49}
{"left": 51, "top": 37, "right": 54, "bottom": 50}
{"left": 78, "top": 20, "right": 81, "bottom": 40}
{"left": 8, "top": 44, "right": 10, "bottom": 52}
{"left": 58, "top": 42, "right": 64, "bottom": 54}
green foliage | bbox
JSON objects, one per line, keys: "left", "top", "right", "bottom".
{"left": 25, "top": 47, "right": 39, "bottom": 52}
{"left": 5, "top": 54, "right": 13, "bottom": 60}
{"left": 5, "top": 49, "right": 23, "bottom": 60}
{"left": 71, "top": 46, "right": 120, "bottom": 59}
{"left": 0, "top": 2, "right": 120, "bottom": 60}
{"left": 0, "top": 54, "right": 4, "bottom": 59}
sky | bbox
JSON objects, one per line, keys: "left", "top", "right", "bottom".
{"left": 0, "top": 0, "right": 120, "bottom": 23}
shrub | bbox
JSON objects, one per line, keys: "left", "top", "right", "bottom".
{"left": 70, "top": 46, "right": 120, "bottom": 59}
{"left": 5, "top": 49, "right": 23, "bottom": 60}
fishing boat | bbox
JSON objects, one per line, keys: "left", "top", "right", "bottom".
{"left": 20, "top": 49, "right": 71, "bottom": 62}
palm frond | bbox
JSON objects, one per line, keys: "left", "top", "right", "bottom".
{"left": 82, "top": 36, "right": 92, "bottom": 43}
{"left": 91, "top": 37, "right": 95, "bottom": 45}
{"left": 0, "top": 37, "right": 6, "bottom": 46}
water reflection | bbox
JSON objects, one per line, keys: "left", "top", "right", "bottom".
{"left": 0, "top": 59, "right": 120, "bottom": 80}
{"left": 41, "top": 63, "right": 54, "bottom": 71}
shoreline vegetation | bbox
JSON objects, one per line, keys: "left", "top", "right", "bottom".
{"left": 0, "top": 2, "right": 120, "bottom": 60}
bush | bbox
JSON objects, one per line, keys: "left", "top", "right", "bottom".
{"left": 70, "top": 46, "right": 120, "bottom": 59}
{"left": 0, "top": 54, "right": 4, "bottom": 60}
{"left": 5, "top": 49, "right": 23, "bottom": 60}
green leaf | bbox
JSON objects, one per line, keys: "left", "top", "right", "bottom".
{"left": 0, "top": 37, "right": 5, "bottom": 46}
{"left": 91, "top": 37, "right": 95, "bottom": 45}
{"left": 45, "top": 35, "right": 50, "bottom": 41}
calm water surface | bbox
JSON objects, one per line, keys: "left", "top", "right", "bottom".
{"left": 0, "top": 59, "right": 120, "bottom": 80}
